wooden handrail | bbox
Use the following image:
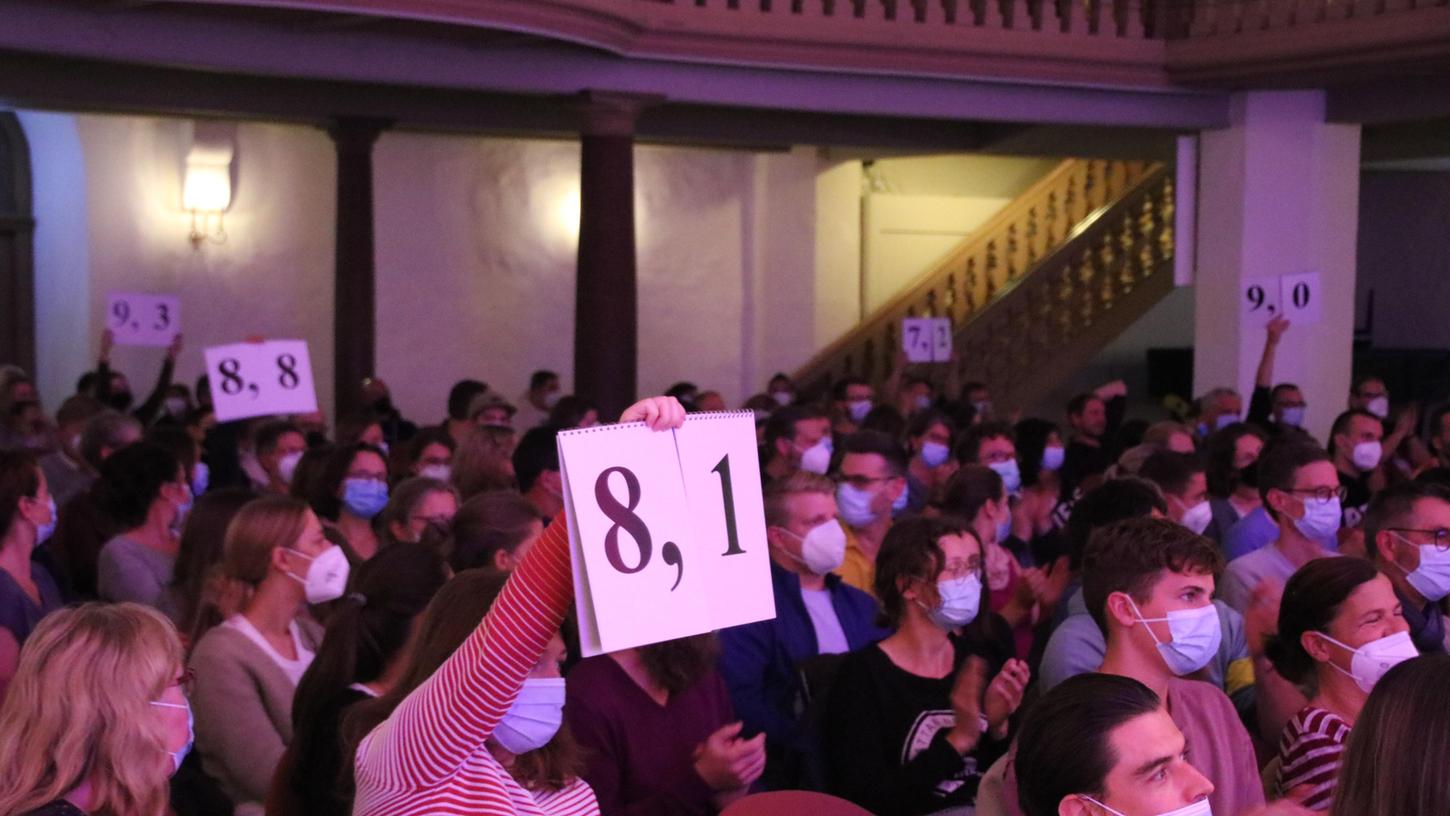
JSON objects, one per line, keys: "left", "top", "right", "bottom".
{"left": 791, "top": 159, "right": 1155, "bottom": 400}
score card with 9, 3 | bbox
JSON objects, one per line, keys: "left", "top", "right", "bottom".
{"left": 558, "top": 411, "right": 776, "bottom": 656}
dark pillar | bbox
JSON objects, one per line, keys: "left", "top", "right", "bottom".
{"left": 574, "top": 93, "right": 657, "bottom": 420}
{"left": 327, "top": 117, "right": 390, "bottom": 421}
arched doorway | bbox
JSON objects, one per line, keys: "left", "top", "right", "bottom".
{"left": 0, "top": 113, "right": 36, "bottom": 374}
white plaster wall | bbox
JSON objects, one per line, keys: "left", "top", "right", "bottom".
{"left": 13, "top": 110, "right": 90, "bottom": 409}
{"left": 813, "top": 159, "right": 862, "bottom": 345}
{"left": 22, "top": 112, "right": 337, "bottom": 419}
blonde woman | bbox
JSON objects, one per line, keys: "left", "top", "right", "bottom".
{"left": 0, "top": 603, "right": 193, "bottom": 816}
{"left": 189, "top": 495, "right": 347, "bottom": 811}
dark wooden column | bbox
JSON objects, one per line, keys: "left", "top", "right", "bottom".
{"left": 327, "top": 117, "right": 390, "bottom": 420}
{"left": 573, "top": 93, "right": 657, "bottom": 420}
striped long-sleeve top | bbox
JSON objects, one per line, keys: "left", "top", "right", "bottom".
{"left": 353, "top": 515, "right": 599, "bottom": 815}
{"left": 1275, "top": 705, "right": 1351, "bottom": 811}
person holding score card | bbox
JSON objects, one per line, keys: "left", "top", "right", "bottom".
{"left": 353, "top": 396, "right": 692, "bottom": 816}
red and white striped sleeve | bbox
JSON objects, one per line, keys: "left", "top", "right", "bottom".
{"left": 357, "top": 513, "right": 574, "bottom": 789}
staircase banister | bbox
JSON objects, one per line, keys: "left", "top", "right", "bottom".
{"left": 792, "top": 157, "right": 1084, "bottom": 387}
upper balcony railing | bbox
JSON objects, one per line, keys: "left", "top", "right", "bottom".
{"left": 166, "top": 0, "right": 1450, "bottom": 87}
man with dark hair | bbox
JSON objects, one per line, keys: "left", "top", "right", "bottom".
{"left": 444, "top": 379, "right": 488, "bottom": 443}
{"left": 1004, "top": 519, "right": 1262, "bottom": 816}
{"left": 833, "top": 430, "right": 908, "bottom": 597}
{"left": 1348, "top": 375, "right": 1389, "bottom": 419}
{"left": 1139, "top": 451, "right": 1211, "bottom": 536}
{"left": 1220, "top": 440, "right": 1341, "bottom": 614}
{"left": 1060, "top": 381, "right": 1128, "bottom": 508}
{"left": 962, "top": 380, "right": 992, "bottom": 420}
{"left": 253, "top": 420, "right": 306, "bottom": 496}
{"left": 1364, "top": 480, "right": 1450, "bottom": 653}
{"left": 830, "top": 376, "right": 874, "bottom": 437}
{"left": 512, "top": 425, "right": 563, "bottom": 521}
{"left": 761, "top": 405, "right": 831, "bottom": 485}
{"left": 719, "top": 471, "right": 887, "bottom": 789}
{"left": 516, "top": 369, "right": 561, "bottom": 431}
{"left": 1014, "top": 674, "right": 1212, "bottom": 816}
{"left": 956, "top": 421, "right": 1020, "bottom": 493}
{"left": 1038, "top": 481, "right": 1251, "bottom": 710}
{"left": 1245, "top": 316, "right": 1308, "bottom": 438}
{"left": 1225, "top": 437, "right": 1340, "bottom": 562}
{"left": 1329, "top": 408, "right": 1383, "bottom": 530}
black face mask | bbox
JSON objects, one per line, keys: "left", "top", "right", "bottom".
{"left": 109, "top": 391, "right": 134, "bottom": 412}
{"left": 372, "top": 397, "right": 394, "bottom": 414}
{"left": 305, "top": 431, "right": 329, "bottom": 449}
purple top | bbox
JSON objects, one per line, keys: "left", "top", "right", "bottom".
{"left": 0, "top": 562, "right": 62, "bottom": 646}
{"left": 565, "top": 654, "right": 735, "bottom": 816}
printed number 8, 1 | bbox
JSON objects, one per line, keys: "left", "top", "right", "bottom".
{"left": 595, "top": 467, "right": 685, "bottom": 591}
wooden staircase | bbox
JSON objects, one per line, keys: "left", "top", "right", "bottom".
{"left": 792, "top": 158, "right": 1177, "bottom": 413}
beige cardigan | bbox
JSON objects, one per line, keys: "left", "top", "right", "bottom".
{"left": 189, "top": 618, "right": 323, "bottom": 809}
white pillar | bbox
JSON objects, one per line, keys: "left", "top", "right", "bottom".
{"left": 1193, "top": 91, "right": 1361, "bottom": 441}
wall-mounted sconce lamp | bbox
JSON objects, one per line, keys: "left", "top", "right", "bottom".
{"left": 183, "top": 129, "right": 234, "bottom": 248}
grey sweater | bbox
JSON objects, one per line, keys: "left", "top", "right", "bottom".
{"left": 189, "top": 618, "right": 323, "bottom": 808}
{"left": 96, "top": 535, "right": 175, "bottom": 615}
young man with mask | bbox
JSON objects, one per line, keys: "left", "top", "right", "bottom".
{"left": 1347, "top": 376, "right": 1390, "bottom": 420}
{"left": 254, "top": 420, "right": 307, "bottom": 496}
{"left": 1195, "top": 388, "right": 1245, "bottom": 442}
{"left": 958, "top": 421, "right": 1021, "bottom": 495}
{"left": 513, "top": 425, "right": 564, "bottom": 522}
{"left": 1220, "top": 441, "right": 1342, "bottom": 615}
{"left": 1004, "top": 518, "right": 1264, "bottom": 816}
{"left": 515, "top": 369, "right": 561, "bottom": 431}
{"left": 830, "top": 376, "right": 875, "bottom": 437}
{"left": 1060, "top": 381, "right": 1127, "bottom": 506}
{"left": 761, "top": 405, "right": 832, "bottom": 486}
{"left": 1329, "top": 409, "right": 1383, "bottom": 531}
{"left": 833, "top": 430, "right": 909, "bottom": 597}
{"left": 718, "top": 471, "right": 889, "bottom": 789}
{"left": 1139, "top": 451, "right": 1212, "bottom": 537}
{"left": 1366, "top": 480, "right": 1450, "bottom": 654}
{"left": 1015, "top": 673, "right": 1310, "bottom": 816}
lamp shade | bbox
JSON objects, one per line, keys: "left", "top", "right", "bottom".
{"left": 182, "top": 143, "right": 234, "bottom": 212}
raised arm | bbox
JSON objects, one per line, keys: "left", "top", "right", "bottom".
{"left": 356, "top": 397, "right": 686, "bottom": 791}
{"left": 133, "top": 334, "right": 181, "bottom": 425}
{"left": 1249, "top": 317, "right": 1290, "bottom": 426}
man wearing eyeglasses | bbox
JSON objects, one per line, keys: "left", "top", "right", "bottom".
{"left": 1365, "top": 480, "right": 1450, "bottom": 655}
{"left": 1219, "top": 440, "right": 1343, "bottom": 615}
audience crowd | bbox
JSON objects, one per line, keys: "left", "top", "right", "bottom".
{"left": 0, "top": 318, "right": 1448, "bottom": 816}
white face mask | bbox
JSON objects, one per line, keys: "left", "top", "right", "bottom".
{"left": 493, "top": 677, "right": 566, "bottom": 755}
{"left": 285, "top": 544, "right": 351, "bottom": 604}
{"left": 1291, "top": 495, "right": 1342, "bottom": 542}
{"left": 772, "top": 391, "right": 794, "bottom": 407}
{"left": 798, "top": 438, "right": 833, "bottom": 475}
{"left": 1393, "top": 531, "right": 1450, "bottom": 601}
{"left": 1315, "top": 630, "right": 1419, "bottom": 694}
{"left": 1177, "top": 498, "right": 1213, "bottom": 536}
{"left": 277, "top": 450, "right": 304, "bottom": 485}
{"left": 914, "top": 394, "right": 933, "bottom": 411}
{"left": 920, "top": 573, "right": 982, "bottom": 630}
{"left": 778, "top": 519, "right": 848, "bottom": 575}
{"left": 995, "top": 505, "right": 1013, "bottom": 544}
{"left": 419, "top": 463, "right": 452, "bottom": 483}
{"left": 1081, "top": 794, "right": 1212, "bottom": 816}
{"left": 1351, "top": 441, "right": 1382, "bottom": 472}
{"left": 1129, "top": 599, "right": 1221, "bottom": 676}
{"left": 1366, "top": 396, "right": 1390, "bottom": 419}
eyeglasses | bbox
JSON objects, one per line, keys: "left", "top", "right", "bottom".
{"left": 1286, "top": 485, "right": 1348, "bottom": 504}
{"left": 1387, "top": 528, "right": 1450, "bottom": 552}
{"left": 937, "top": 559, "right": 982, "bottom": 581}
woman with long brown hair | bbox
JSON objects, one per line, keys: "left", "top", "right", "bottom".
{"left": 0, "top": 603, "right": 192, "bottom": 816}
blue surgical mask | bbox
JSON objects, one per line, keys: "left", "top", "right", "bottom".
{"left": 343, "top": 478, "right": 389, "bottom": 519}
{"left": 836, "top": 483, "right": 880, "bottom": 528}
{"left": 848, "top": 399, "right": 873, "bottom": 424}
{"left": 494, "top": 678, "right": 566, "bottom": 755}
{"left": 921, "top": 573, "right": 982, "bottom": 630}
{"left": 989, "top": 459, "right": 1022, "bottom": 494}
{"left": 190, "top": 461, "right": 210, "bottom": 497}
{"left": 1129, "top": 599, "right": 1222, "bottom": 676}
{"left": 150, "top": 699, "right": 194, "bottom": 775}
{"left": 36, "top": 495, "right": 57, "bottom": 544}
{"left": 1291, "top": 495, "right": 1341, "bottom": 541}
{"left": 921, "top": 441, "right": 951, "bottom": 468}
{"left": 995, "top": 506, "right": 1013, "bottom": 544}
{"left": 1040, "top": 446, "right": 1065, "bottom": 472}
{"left": 1279, "top": 406, "right": 1306, "bottom": 428}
